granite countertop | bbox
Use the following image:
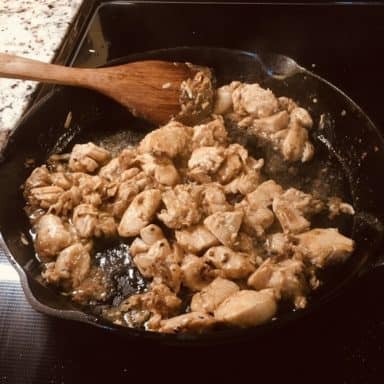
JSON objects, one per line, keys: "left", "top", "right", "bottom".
{"left": 0, "top": 0, "right": 83, "bottom": 148}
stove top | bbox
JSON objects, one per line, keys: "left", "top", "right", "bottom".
{"left": 1, "top": 2, "right": 384, "bottom": 383}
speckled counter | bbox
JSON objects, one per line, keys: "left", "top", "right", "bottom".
{"left": 0, "top": 0, "right": 83, "bottom": 148}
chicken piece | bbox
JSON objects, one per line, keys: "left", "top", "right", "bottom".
{"left": 28, "top": 186, "right": 64, "bottom": 210}
{"left": 133, "top": 238, "right": 171, "bottom": 275}
{"left": 294, "top": 228, "right": 354, "bottom": 268}
{"left": 49, "top": 186, "right": 82, "bottom": 216}
{"left": 110, "top": 171, "right": 150, "bottom": 219}
{"left": 175, "top": 225, "right": 219, "bottom": 253}
{"left": 192, "top": 116, "right": 228, "bottom": 149}
{"left": 72, "top": 173, "right": 105, "bottom": 194}
{"left": 72, "top": 204, "right": 98, "bottom": 238}
{"left": 130, "top": 237, "right": 150, "bottom": 257}
{"left": 170, "top": 243, "right": 185, "bottom": 265}
{"left": 140, "top": 224, "right": 165, "bottom": 245}
{"left": 122, "top": 283, "right": 181, "bottom": 319}
{"left": 217, "top": 154, "right": 243, "bottom": 184}
{"left": 265, "top": 233, "right": 291, "bottom": 256}
{"left": 97, "top": 212, "right": 117, "bottom": 237}
{"left": 232, "top": 83, "right": 279, "bottom": 118}
{"left": 214, "top": 289, "right": 277, "bottom": 327}
{"left": 327, "top": 197, "right": 355, "bottom": 219}
{"left": 245, "top": 180, "right": 283, "bottom": 209}
{"left": 138, "top": 121, "right": 192, "bottom": 158}
{"left": 213, "top": 84, "right": 234, "bottom": 115}
{"left": 35, "top": 214, "right": 72, "bottom": 262}
{"left": 216, "top": 144, "right": 248, "bottom": 184}
{"left": 181, "top": 254, "right": 214, "bottom": 291}
{"left": 247, "top": 258, "right": 308, "bottom": 308}
{"left": 98, "top": 158, "right": 122, "bottom": 182}
{"left": 191, "top": 277, "right": 239, "bottom": 314}
{"left": 237, "top": 181, "right": 281, "bottom": 236}
{"left": 73, "top": 204, "right": 116, "bottom": 238}
{"left": 118, "top": 189, "right": 162, "bottom": 237}
{"left": 290, "top": 107, "right": 313, "bottom": 129}
{"left": 24, "top": 166, "right": 51, "bottom": 193}
{"left": 243, "top": 103, "right": 314, "bottom": 163}
{"left": 68, "top": 142, "right": 110, "bottom": 173}
{"left": 187, "top": 146, "right": 225, "bottom": 183}
{"left": 43, "top": 243, "right": 91, "bottom": 290}
{"left": 204, "top": 210, "right": 243, "bottom": 247}
{"left": 203, "top": 246, "right": 255, "bottom": 279}
{"left": 134, "top": 238, "right": 182, "bottom": 292}
{"left": 157, "top": 185, "right": 202, "bottom": 229}
{"left": 50, "top": 172, "right": 72, "bottom": 190}
{"left": 242, "top": 206, "right": 275, "bottom": 237}
{"left": 118, "top": 148, "right": 137, "bottom": 169}
{"left": 273, "top": 198, "right": 310, "bottom": 234}
{"left": 278, "top": 96, "right": 297, "bottom": 113}
{"left": 120, "top": 167, "right": 141, "bottom": 182}
{"left": 248, "top": 110, "right": 290, "bottom": 134}
{"left": 224, "top": 157, "right": 264, "bottom": 195}
{"left": 233, "top": 232, "right": 256, "bottom": 253}
{"left": 280, "top": 188, "right": 324, "bottom": 215}
{"left": 71, "top": 174, "right": 107, "bottom": 207}
{"left": 281, "top": 120, "right": 313, "bottom": 162}
{"left": 71, "top": 267, "right": 108, "bottom": 304}
{"left": 158, "top": 312, "right": 216, "bottom": 334}
{"left": 202, "top": 183, "right": 232, "bottom": 215}
{"left": 272, "top": 188, "right": 323, "bottom": 234}
{"left": 137, "top": 153, "right": 179, "bottom": 186}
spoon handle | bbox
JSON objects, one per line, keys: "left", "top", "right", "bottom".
{"left": 0, "top": 53, "right": 92, "bottom": 86}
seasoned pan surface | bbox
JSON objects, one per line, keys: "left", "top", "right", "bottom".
{"left": 1, "top": 47, "right": 384, "bottom": 344}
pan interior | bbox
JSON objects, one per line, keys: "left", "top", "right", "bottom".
{"left": 1, "top": 47, "right": 384, "bottom": 332}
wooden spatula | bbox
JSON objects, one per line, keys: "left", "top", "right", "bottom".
{"left": 0, "top": 53, "right": 201, "bottom": 124}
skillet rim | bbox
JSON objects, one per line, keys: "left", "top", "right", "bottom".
{"left": 1, "top": 46, "right": 383, "bottom": 344}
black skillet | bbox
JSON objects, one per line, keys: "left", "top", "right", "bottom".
{"left": 1, "top": 47, "right": 384, "bottom": 345}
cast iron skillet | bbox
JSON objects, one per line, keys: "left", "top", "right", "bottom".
{"left": 1, "top": 47, "right": 384, "bottom": 345}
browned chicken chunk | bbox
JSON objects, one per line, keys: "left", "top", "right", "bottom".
{"left": 72, "top": 204, "right": 99, "bottom": 238}
{"left": 204, "top": 210, "right": 243, "bottom": 247}
{"left": 213, "top": 84, "right": 235, "bottom": 115}
{"left": 122, "top": 283, "right": 182, "bottom": 324}
{"left": 223, "top": 157, "right": 264, "bottom": 195}
{"left": 188, "top": 146, "right": 225, "bottom": 183}
{"left": 35, "top": 214, "right": 72, "bottom": 261}
{"left": 68, "top": 142, "right": 110, "bottom": 173}
{"left": 214, "top": 289, "right": 277, "bottom": 327}
{"left": 202, "top": 183, "right": 232, "bottom": 215}
{"left": 232, "top": 83, "right": 279, "bottom": 118}
{"left": 158, "top": 185, "right": 202, "bottom": 229}
{"left": 181, "top": 254, "right": 214, "bottom": 291}
{"left": 134, "top": 239, "right": 182, "bottom": 292}
{"left": 118, "top": 189, "right": 162, "bottom": 237}
{"left": 203, "top": 246, "right": 255, "bottom": 279}
{"left": 248, "top": 258, "right": 308, "bottom": 308}
{"left": 192, "top": 116, "right": 228, "bottom": 148}
{"left": 294, "top": 228, "right": 354, "bottom": 268}
{"left": 158, "top": 312, "right": 216, "bottom": 334}
{"left": 191, "top": 277, "right": 239, "bottom": 313}
{"left": 175, "top": 224, "right": 219, "bottom": 254}
{"left": 137, "top": 153, "right": 179, "bottom": 186}
{"left": 138, "top": 121, "right": 192, "bottom": 158}
{"left": 43, "top": 243, "right": 91, "bottom": 290}
{"left": 24, "top": 165, "right": 51, "bottom": 192}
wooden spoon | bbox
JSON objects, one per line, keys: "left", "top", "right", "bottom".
{"left": 0, "top": 53, "right": 200, "bottom": 124}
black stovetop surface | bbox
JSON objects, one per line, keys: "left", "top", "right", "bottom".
{"left": 1, "top": 2, "right": 384, "bottom": 383}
